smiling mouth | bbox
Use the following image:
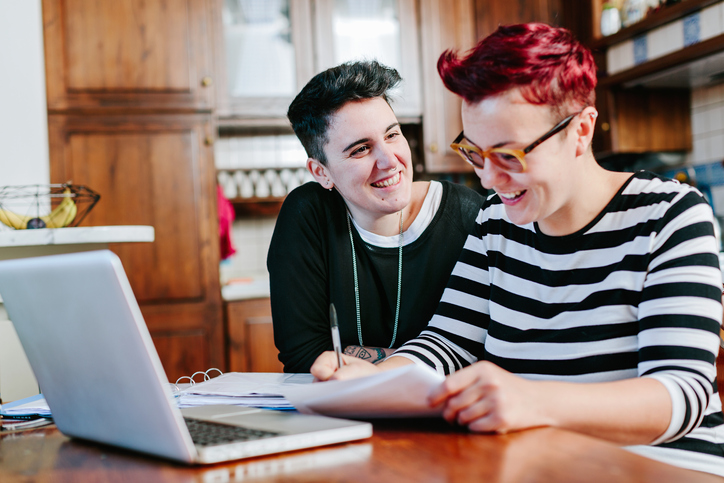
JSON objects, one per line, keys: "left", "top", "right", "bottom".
{"left": 498, "top": 190, "right": 526, "bottom": 201}
{"left": 371, "top": 172, "right": 401, "bottom": 188}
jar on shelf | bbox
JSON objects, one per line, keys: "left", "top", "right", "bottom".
{"left": 601, "top": 2, "right": 622, "bottom": 36}
{"left": 622, "top": 0, "right": 647, "bottom": 28}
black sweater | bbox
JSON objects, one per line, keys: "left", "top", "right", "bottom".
{"left": 267, "top": 180, "right": 484, "bottom": 373}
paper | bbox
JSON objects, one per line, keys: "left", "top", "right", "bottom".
{"left": 280, "top": 363, "right": 446, "bottom": 418}
{"left": 176, "top": 372, "right": 313, "bottom": 410}
{"left": 0, "top": 394, "right": 51, "bottom": 418}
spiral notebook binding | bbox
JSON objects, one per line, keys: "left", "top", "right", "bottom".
{"left": 169, "top": 368, "right": 224, "bottom": 396}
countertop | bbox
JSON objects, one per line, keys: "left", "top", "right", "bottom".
{"left": 221, "top": 274, "right": 270, "bottom": 301}
{"left": 0, "top": 225, "right": 154, "bottom": 247}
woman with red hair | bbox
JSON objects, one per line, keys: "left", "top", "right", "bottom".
{"left": 312, "top": 23, "right": 724, "bottom": 476}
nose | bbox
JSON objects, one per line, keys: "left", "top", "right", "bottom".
{"left": 475, "top": 159, "right": 509, "bottom": 190}
{"left": 376, "top": 144, "right": 398, "bottom": 170}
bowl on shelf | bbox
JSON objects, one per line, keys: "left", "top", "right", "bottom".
{"left": 0, "top": 184, "right": 100, "bottom": 230}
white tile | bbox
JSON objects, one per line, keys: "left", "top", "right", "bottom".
{"left": 647, "top": 27, "right": 667, "bottom": 60}
{"left": 710, "top": 184, "right": 724, "bottom": 216}
{"left": 710, "top": 104, "right": 724, "bottom": 132}
{"left": 693, "top": 136, "right": 710, "bottom": 163}
{"left": 649, "top": 22, "right": 681, "bottom": 60}
{"left": 701, "top": 4, "right": 723, "bottom": 40}
{"left": 692, "top": 107, "right": 708, "bottom": 136}
{"left": 709, "top": 132, "right": 724, "bottom": 161}
{"left": 664, "top": 21, "right": 684, "bottom": 55}
{"left": 607, "top": 40, "right": 634, "bottom": 74}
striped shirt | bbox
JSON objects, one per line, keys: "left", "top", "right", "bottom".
{"left": 394, "top": 171, "right": 724, "bottom": 476}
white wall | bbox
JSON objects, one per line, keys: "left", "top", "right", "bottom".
{"left": 0, "top": 0, "right": 49, "bottom": 186}
{"left": 0, "top": 0, "right": 47, "bottom": 402}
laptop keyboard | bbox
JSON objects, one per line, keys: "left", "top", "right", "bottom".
{"left": 184, "top": 417, "right": 280, "bottom": 447}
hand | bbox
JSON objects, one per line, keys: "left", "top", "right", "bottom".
{"left": 310, "top": 350, "right": 382, "bottom": 382}
{"left": 427, "top": 361, "right": 547, "bottom": 434}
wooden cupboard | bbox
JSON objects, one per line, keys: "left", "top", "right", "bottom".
{"left": 226, "top": 298, "right": 284, "bottom": 373}
{"left": 42, "top": 0, "right": 216, "bottom": 112}
{"left": 42, "top": 0, "right": 223, "bottom": 381}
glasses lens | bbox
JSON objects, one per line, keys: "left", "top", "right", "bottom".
{"left": 489, "top": 151, "right": 525, "bottom": 173}
{"left": 457, "top": 147, "right": 485, "bottom": 168}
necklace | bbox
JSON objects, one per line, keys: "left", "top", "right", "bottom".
{"left": 346, "top": 211, "right": 403, "bottom": 348}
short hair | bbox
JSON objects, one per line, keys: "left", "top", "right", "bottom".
{"left": 438, "top": 23, "right": 597, "bottom": 115}
{"left": 287, "top": 61, "right": 401, "bottom": 165}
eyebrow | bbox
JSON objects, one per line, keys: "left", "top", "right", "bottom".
{"left": 464, "top": 134, "right": 511, "bottom": 150}
{"left": 342, "top": 122, "right": 401, "bottom": 153}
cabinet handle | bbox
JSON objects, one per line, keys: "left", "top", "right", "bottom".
{"left": 429, "top": 143, "right": 438, "bottom": 153}
{"left": 204, "top": 136, "right": 214, "bottom": 146}
{"left": 601, "top": 122, "right": 610, "bottom": 132}
{"left": 201, "top": 76, "right": 214, "bottom": 87}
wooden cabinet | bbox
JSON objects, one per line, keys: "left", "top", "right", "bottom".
{"left": 42, "top": 0, "right": 223, "bottom": 381}
{"left": 473, "top": 0, "right": 564, "bottom": 39}
{"left": 226, "top": 298, "right": 284, "bottom": 373}
{"left": 596, "top": 87, "right": 692, "bottom": 154}
{"left": 418, "top": 0, "right": 476, "bottom": 173}
{"left": 42, "top": 0, "right": 216, "bottom": 112}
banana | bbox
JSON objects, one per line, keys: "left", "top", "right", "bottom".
{"left": 0, "top": 209, "right": 31, "bottom": 229}
{"left": 0, "top": 188, "right": 77, "bottom": 230}
{"left": 42, "top": 189, "right": 77, "bottom": 228}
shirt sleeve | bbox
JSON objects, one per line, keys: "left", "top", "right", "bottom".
{"left": 267, "top": 185, "right": 333, "bottom": 373}
{"left": 636, "top": 190, "right": 722, "bottom": 443}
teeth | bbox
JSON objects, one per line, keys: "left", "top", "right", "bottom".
{"left": 372, "top": 172, "right": 401, "bottom": 188}
{"left": 499, "top": 190, "right": 523, "bottom": 199}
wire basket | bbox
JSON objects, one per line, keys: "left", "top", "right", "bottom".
{"left": 0, "top": 184, "right": 101, "bottom": 230}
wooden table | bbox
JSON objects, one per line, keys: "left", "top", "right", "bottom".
{"left": 1, "top": 419, "right": 722, "bottom": 482}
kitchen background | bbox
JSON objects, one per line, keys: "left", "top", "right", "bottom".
{"left": 3, "top": 0, "right": 724, "bottom": 399}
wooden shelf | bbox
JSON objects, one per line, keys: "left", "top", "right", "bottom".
{"left": 598, "top": 32, "right": 724, "bottom": 87}
{"left": 230, "top": 197, "right": 285, "bottom": 217}
{"left": 590, "top": 0, "right": 721, "bottom": 51}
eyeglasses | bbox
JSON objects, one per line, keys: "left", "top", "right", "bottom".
{"left": 450, "top": 111, "right": 582, "bottom": 173}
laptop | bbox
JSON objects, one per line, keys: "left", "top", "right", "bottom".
{"left": 0, "top": 250, "right": 371, "bottom": 464}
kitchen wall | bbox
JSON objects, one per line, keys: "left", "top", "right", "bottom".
{"left": 0, "top": 1, "right": 49, "bottom": 186}
{"left": 656, "top": 83, "right": 724, "bottom": 219}
{"left": 0, "top": 0, "right": 47, "bottom": 401}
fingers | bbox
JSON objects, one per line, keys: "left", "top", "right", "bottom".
{"left": 310, "top": 351, "right": 380, "bottom": 382}
{"left": 310, "top": 351, "right": 339, "bottom": 381}
{"left": 428, "top": 363, "right": 487, "bottom": 406}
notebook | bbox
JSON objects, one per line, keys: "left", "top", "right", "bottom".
{"left": 0, "top": 250, "right": 371, "bottom": 464}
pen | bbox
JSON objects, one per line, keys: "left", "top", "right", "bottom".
{"left": 329, "top": 303, "right": 344, "bottom": 369}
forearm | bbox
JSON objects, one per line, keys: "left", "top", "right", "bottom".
{"left": 343, "top": 346, "right": 395, "bottom": 364}
{"left": 534, "top": 377, "right": 671, "bottom": 445}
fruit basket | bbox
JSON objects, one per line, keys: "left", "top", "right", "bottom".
{"left": 0, "top": 184, "right": 101, "bottom": 230}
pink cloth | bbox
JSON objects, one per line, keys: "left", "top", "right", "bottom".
{"left": 217, "top": 185, "right": 236, "bottom": 260}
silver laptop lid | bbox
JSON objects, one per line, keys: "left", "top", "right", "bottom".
{"left": 0, "top": 250, "right": 197, "bottom": 462}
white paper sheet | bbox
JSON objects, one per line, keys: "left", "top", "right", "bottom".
{"left": 280, "top": 363, "right": 446, "bottom": 418}
{"left": 175, "top": 372, "right": 313, "bottom": 410}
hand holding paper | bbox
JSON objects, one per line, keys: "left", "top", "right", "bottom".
{"left": 281, "top": 363, "right": 446, "bottom": 419}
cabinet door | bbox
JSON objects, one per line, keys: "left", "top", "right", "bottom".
{"left": 47, "top": 114, "right": 223, "bottom": 381}
{"left": 226, "top": 298, "right": 284, "bottom": 373}
{"left": 594, "top": 88, "right": 692, "bottom": 154}
{"left": 474, "top": 0, "right": 564, "bottom": 39}
{"left": 42, "top": 0, "right": 215, "bottom": 112}
{"left": 419, "top": 0, "right": 476, "bottom": 173}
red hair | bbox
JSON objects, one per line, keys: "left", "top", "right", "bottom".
{"left": 438, "top": 23, "right": 597, "bottom": 111}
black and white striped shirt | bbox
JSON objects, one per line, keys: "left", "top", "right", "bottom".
{"left": 394, "top": 171, "right": 724, "bottom": 476}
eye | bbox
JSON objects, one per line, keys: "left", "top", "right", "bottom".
{"left": 350, "top": 145, "right": 370, "bottom": 157}
{"left": 386, "top": 130, "right": 401, "bottom": 140}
